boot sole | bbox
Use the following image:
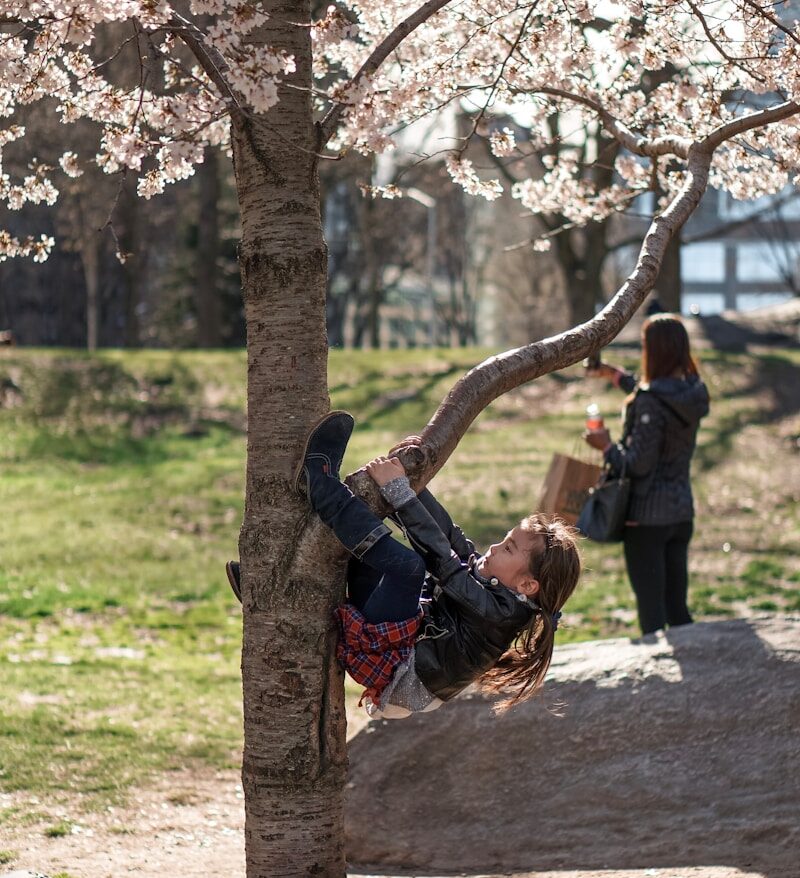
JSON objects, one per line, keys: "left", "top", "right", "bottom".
{"left": 225, "top": 560, "right": 242, "bottom": 604}
{"left": 292, "top": 410, "right": 354, "bottom": 494}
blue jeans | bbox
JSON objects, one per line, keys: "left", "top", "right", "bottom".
{"left": 309, "top": 471, "right": 427, "bottom": 624}
{"left": 347, "top": 532, "right": 427, "bottom": 624}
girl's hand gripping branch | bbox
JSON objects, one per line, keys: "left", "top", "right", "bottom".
{"left": 366, "top": 455, "right": 407, "bottom": 487}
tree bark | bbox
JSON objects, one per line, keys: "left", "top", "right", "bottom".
{"left": 119, "top": 182, "right": 142, "bottom": 347}
{"left": 81, "top": 237, "right": 100, "bottom": 352}
{"left": 196, "top": 145, "right": 222, "bottom": 347}
{"left": 232, "top": 3, "right": 349, "bottom": 876}
{"left": 655, "top": 229, "right": 682, "bottom": 313}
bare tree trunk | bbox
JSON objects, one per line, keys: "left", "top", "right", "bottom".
{"left": 81, "top": 238, "right": 100, "bottom": 352}
{"left": 367, "top": 279, "right": 382, "bottom": 348}
{"left": 655, "top": 230, "right": 682, "bottom": 312}
{"left": 232, "top": 3, "right": 348, "bottom": 876}
{"left": 119, "top": 183, "right": 141, "bottom": 347}
{"left": 196, "top": 145, "right": 222, "bottom": 347}
{"left": 557, "top": 231, "right": 596, "bottom": 325}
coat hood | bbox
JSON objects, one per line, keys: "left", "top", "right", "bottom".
{"left": 645, "top": 375, "right": 710, "bottom": 426}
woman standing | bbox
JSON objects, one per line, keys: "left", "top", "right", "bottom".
{"left": 584, "top": 314, "right": 710, "bottom": 635}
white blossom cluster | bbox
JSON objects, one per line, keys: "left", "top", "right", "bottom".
{"left": 314, "top": 0, "right": 800, "bottom": 231}
{"left": 0, "top": 0, "right": 291, "bottom": 258}
{"left": 0, "top": 0, "right": 798, "bottom": 259}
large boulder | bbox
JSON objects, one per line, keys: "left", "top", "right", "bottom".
{"left": 346, "top": 617, "right": 800, "bottom": 875}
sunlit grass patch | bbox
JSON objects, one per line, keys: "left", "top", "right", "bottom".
{"left": 44, "top": 820, "right": 72, "bottom": 838}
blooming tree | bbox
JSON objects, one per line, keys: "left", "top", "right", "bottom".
{"left": 2, "top": 0, "right": 798, "bottom": 874}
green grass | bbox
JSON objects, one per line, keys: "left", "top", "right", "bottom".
{"left": 1, "top": 344, "right": 798, "bottom": 820}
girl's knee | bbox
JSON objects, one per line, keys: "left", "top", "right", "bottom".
{"left": 405, "top": 553, "right": 428, "bottom": 583}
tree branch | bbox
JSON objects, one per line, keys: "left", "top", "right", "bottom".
{"left": 739, "top": 0, "right": 800, "bottom": 48}
{"left": 684, "top": 0, "right": 767, "bottom": 84}
{"left": 167, "top": 12, "right": 244, "bottom": 120}
{"left": 699, "top": 99, "right": 800, "bottom": 152}
{"left": 348, "top": 142, "right": 716, "bottom": 508}
{"left": 318, "top": 0, "right": 453, "bottom": 147}
{"left": 366, "top": 144, "right": 712, "bottom": 493}
{"left": 357, "top": 95, "right": 800, "bottom": 494}
{"left": 533, "top": 86, "right": 693, "bottom": 158}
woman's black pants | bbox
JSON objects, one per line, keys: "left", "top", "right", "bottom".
{"left": 623, "top": 520, "right": 694, "bottom": 635}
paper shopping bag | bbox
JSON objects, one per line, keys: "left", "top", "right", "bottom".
{"left": 538, "top": 453, "right": 603, "bottom": 525}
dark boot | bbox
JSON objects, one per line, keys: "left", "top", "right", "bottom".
{"left": 295, "top": 411, "right": 390, "bottom": 558}
{"left": 293, "top": 410, "right": 355, "bottom": 496}
{"left": 225, "top": 560, "right": 242, "bottom": 603}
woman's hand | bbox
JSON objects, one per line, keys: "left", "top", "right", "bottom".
{"left": 585, "top": 363, "right": 622, "bottom": 382}
{"left": 584, "top": 428, "right": 612, "bottom": 451}
{"left": 365, "top": 455, "right": 407, "bottom": 487}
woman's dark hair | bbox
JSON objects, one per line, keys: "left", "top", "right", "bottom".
{"left": 480, "top": 513, "right": 581, "bottom": 712}
{"left": 641, "top": 313, "right": 699, "bottom": 383}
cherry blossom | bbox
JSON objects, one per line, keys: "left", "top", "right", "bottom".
{"left": 0, "top": 0, "right": 797, "bottom": 259}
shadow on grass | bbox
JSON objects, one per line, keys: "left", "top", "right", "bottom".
{"left": 694, "top": 350, "right": 800, "bottom": 472}
{"left": 20, "top": 419, "right": 242, "bottom": 467}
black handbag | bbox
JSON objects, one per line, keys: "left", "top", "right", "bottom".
{"left": 576, "top": 460, "right": 630, "bottom": 543}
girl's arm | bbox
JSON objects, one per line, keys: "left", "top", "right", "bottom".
{"left": 384, "top": 437, "right": 475, "bottom": 560}
{"left": 367, "top": 457, "right": 463, "bottom": 579}
{"left": 410, "top": 489, "right": 475, "bottom": 561}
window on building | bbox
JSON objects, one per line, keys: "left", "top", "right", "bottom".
{"left": 682, "top": 242, "right": 726, "bottom": 282}
{"left": 736, "top": 242, "right": 791, "bottom": 283}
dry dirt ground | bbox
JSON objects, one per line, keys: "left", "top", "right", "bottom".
{"left": 0, "top": 770, "right": 786, "bottom": 878}
{"left": 4, "top": 619, "right": 798, "bottom": 878}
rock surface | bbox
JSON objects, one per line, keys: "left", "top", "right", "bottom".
{"left": 345, "top": 617, "right": 800, "bottom": 876}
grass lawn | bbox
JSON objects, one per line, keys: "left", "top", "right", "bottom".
{"left": 1, "top": 344, "right": 798, "bottom": 825}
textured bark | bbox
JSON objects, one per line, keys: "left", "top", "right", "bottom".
{"left": 656, "top": 231, "right": 682, "bottom": 313}
{"left": 233, "top": 3, "right": 347, "bottom": 876}
{"left": 81, "top": 240, "right": 100, "bottom": 352}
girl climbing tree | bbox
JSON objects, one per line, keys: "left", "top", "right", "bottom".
{"left": 2, "top": 2, "right": 798, "bottom": 875}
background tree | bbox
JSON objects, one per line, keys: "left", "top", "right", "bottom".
{"left": 1, "top": 1, "right": 798, "bottom": 876}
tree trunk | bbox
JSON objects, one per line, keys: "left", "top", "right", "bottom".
{"left": 232, "top": 3, "right": 348, "bottom": 876}
{"left": 119, "top": 182, "right": 142, "bottom": 347}
{"left": 558, "top": 230, "right": 596, "bottom": 325}
{"left": 196, "top": 145, "right": 222, "bottom": 347}
{"left": 81, "top": 237, "right": 100, "bottom": 352}
{"left": 655, "top": 230, "right": 682, "bottom": 313}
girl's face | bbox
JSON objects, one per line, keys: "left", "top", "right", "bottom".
{"left": 476, "top": 525, "right": 543, "bottom": 596}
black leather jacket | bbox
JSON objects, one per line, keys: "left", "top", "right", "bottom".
{"left": 391, "top": 490, "right": 534, "bottom": 702}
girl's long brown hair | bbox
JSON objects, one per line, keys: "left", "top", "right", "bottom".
{"left": 480, "top": 513, "right": 581, "bottom": 711}
{"left": 641, "top": 313, "right": 699, "bottom": 383}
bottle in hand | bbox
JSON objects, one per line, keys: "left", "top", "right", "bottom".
{"left": 585, "top": 403, "right": 604, "bottom": 431}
